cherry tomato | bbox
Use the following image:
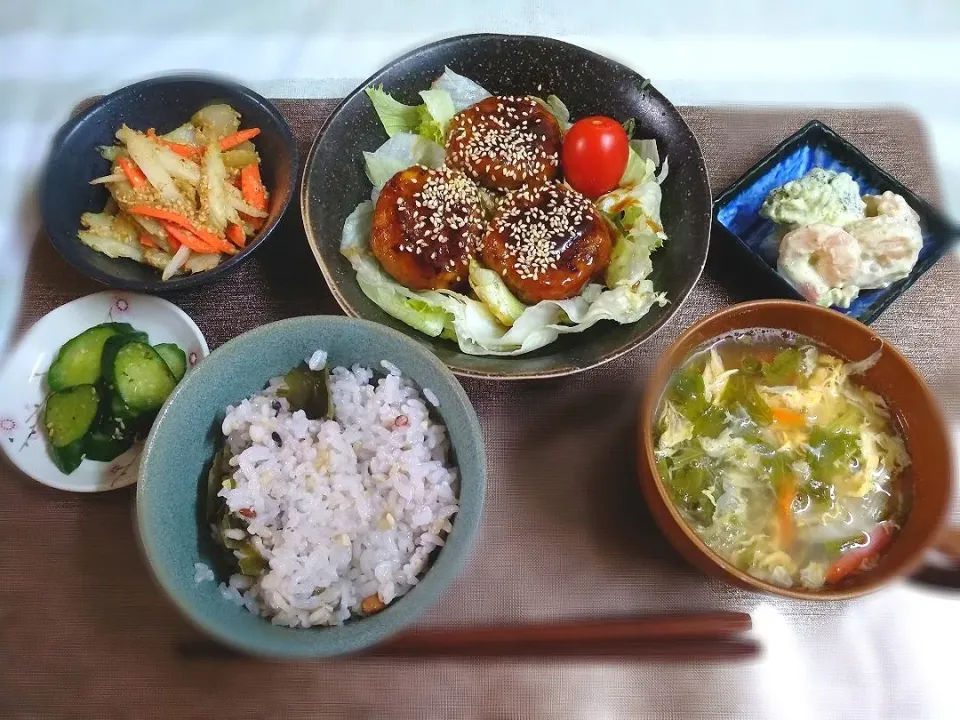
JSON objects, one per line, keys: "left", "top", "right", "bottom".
{"left": 561, "top": 116, "right": 630, "bottom": 199}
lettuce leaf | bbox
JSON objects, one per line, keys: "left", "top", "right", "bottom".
{"left": 468, "top": 258, "right": 527, "bottom": 326}
{"left": 341, "top": 202, "right": 448, "bottom": 336}
{"left": 341, "top": 202, "right": 666, "bottom": 356}
{"left": 418, "top": 88, "right": 456, "bottom": 140}
{"left": 607, "top": 227, "right": 661, "bottom": 288}
{"left": 362, "top": 132, "right": 445, "bottom": 192}
{"left": 618, "top": 147, "right": 657, "bottom": 188}
{"left": 596, "top": 144, "right": 665, "bottom": 236}
{"left": 365, "top": 87, "right": 421, "bottom": 137}
{"left": 431, "top": 67, "right": 491, "bottom": 111}
{"left": 365, "top": 86, "right": 457, "bottom": 144}
{"left": 631, "top": 138, "right": 660, "bottom": 168}
{"left": 533, "top": 94, "right": 571, "bottom": 131}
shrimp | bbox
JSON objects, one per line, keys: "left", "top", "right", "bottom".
{"left": 777, "top": 223, "right": 862, "bottom": 307}
{"left": 863, "top": 191, "right": 921, "bottom": 225}
{"left": 842, "top": 191, "right": 923, "bottom": 289}
{"left": 846, "top": 215, "right": 922, "bottom": 289}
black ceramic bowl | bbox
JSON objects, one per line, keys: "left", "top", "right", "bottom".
{"left": 713, "top": 120, "right": 960, "bottom": 324}
{"left": 302, "top": 34, "right": 711, "bottom": 379}
{"left": 41, "top": 74, "right": 297, "bottom": 292}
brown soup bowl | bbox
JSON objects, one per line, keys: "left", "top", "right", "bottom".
{"left": 638, "top": 299, "right": 954, "bottom": 599}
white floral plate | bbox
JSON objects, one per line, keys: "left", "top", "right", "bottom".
{"left": 0, "top": 292, "right": 209, "bottom": 492}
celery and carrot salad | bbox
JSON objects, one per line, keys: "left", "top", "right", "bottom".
{"left": 81, "top": 104, "right": 269, "bottom": 280}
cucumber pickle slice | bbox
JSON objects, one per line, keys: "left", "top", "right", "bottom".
{"left": 47, "top": 323, "right": 134, "bottom": 391}
{"left": 43, "top": 384, "right": 99, "bottom": 448}
{"left": 113, "top": 342, "right": 177, "bottom": 412}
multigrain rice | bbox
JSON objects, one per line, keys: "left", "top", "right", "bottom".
{"left": 214, "top": 354, "right": 459, "bottom": 628}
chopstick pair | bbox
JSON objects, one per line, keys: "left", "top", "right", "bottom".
{"left": 369, "top": 611, "right": 759, "bottom": 661}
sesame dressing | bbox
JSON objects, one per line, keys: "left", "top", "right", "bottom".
{"left": 494, "top": 183, "right": 594, "bottom": 281}
{"left": 448, "top": 96, "right": 559, "bottom": 184}
{"left": 396, "top": 166, "right": 484, "bottom": 271}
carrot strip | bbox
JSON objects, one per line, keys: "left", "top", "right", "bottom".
{"left": 128, "top": 205, "right": 234, "bottom": 253}
{"left": 138, "top": 232, "right": 158, "bottom": 249}
{"left": 117, "top": 156, "right": 147, "bottom": 189}
{"left": 826, "top": 523, "right": 894, "bottom": 585}
{"left": 776, "top": 474, "right": 796, "bottom": 550}
{"left": 160, "top": 222, "right": 218, "bottom": 255}
{"left": 219, "top": 128, "right": 261, "bottom": 152}
{"left": 239, "top": 212, "right": 264, "bottom": 230}
{"left": 772, "top": 407, "right": 806, "bottom": 428}
{"left": 226, "top": 223, "right": 246, "bottom": 248}
{"left": 162, "top": 139, "right": 201, "bottom": 159}
{"left": 240, "top": 164, "right": 267, "bottom": 212}
{"left": 147, "top": 128, "right": 202, "bottom": 159}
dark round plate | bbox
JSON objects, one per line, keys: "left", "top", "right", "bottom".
{"left": 302, "top": 34, "right": 710, "bottom": 379}
{"left": 41, "top": 74, "right": 298, "bottom": 292}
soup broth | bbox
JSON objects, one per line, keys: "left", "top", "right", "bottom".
{"left": 654, "top": 330, "right": 911, "bottom": 590}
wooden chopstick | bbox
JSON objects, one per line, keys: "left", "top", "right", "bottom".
{"left": 369, "top": 637, "right": 760, "bottom": 661}
{"left": 178, "top": 613, "right": 759, "bottom": 662}
{"left": 369, "top": 612, "right": 757, "bottom": 660}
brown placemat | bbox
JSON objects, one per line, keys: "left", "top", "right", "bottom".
{"left": 2, "top": 103, "right": 958, "bottom": 719}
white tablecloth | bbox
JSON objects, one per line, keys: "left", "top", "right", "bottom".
{"left": 1, "top": 2, "right": 958, "bottom": 718}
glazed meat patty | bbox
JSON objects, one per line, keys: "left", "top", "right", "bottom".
{"left": 371, "top": 165, "right": 485, "bottom": 291}
{"left": 481, "top": 181, "right": 613, "bottom": 304}
{"left": 446, "top": 95, "right": 561, "bottom": 192}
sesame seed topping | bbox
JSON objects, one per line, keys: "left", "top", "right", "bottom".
{"left": 493, "top": 182, "right": 595, "bottom": 281}
{"left": 448, "top": 95, "right": 558, "bottom": 188}
{"left": 394, "top": 166, "right": 484, "bottom": 273}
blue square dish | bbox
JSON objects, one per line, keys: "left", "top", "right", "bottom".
{"left": 713, "top": 120, "right": 960, "bottom": 324}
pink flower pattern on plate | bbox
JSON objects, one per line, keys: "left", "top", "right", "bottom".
{"left": 0, "top": 418, "right": 16, "bottom": 433}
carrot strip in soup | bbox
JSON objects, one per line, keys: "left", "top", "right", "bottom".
{"left": 240, "top": 164, "right": 267, "bottom": 211}
{"left": 226, "top": 223, "right": 246, "bottom": 248}
{"left": 219, "top": 128, "right": 261, "bottom": 151}
{"left": 117, "top": 157, "right": 147, "bottom": 188}
{"left": 776, "top": 474, "right": 796, "bottom": 550}
{"left": 138, "top": 232, "right": 158, "bottom": 248}
{"left": 826, "top": 523, "right": 895, "bottom": 585}
{"left": 128, "top": 205, "right": 233, "bottom": 253}
{"left": 773, "top": 407, "right": 806, "bottom": 428}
